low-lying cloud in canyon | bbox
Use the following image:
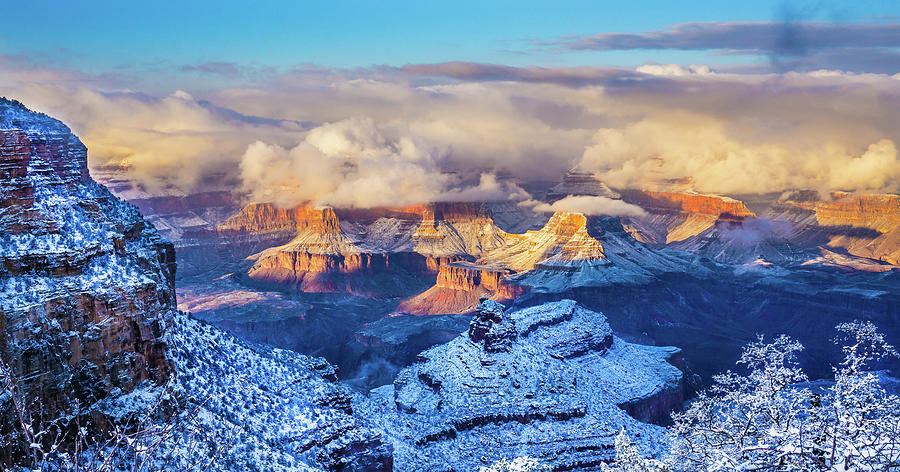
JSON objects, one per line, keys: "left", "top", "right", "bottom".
{"left": 2, "top": 53, "right": 899, "bottom": 207}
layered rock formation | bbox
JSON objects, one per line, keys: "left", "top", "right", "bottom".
{"left": 219, "top": 202, "right": 336, "bottom": 235}
{"left": 365, "top": 299, "right": 685, "bottom": 471}
{"left": 486, "top": 211, "right": 607, "bottom": 272}
{"left": 776, "top": 191, "right": 900, "bottom": 266}
{"left": 0, "top": 98, "right": 174, "bottom": 461}
{"left": 245, "top": 207, "right": 434, "bottom": 297}
{"left": 546, "top": 169, "right": 621, "bottom": 202}
{"left": 241, "top": 202, "right": 516, "bottom": 297}
{"left": 412, "top": 202, "right": 507, "bottom": 258}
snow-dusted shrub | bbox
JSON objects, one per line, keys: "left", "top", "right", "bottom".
{"left": 479, "top": 456, "right": 552, "bottom": 472}
{"left": 0, "top": 361, "right": 226, "bottom": 472}
{"left": 663, "top": 321, "right": 900, "bottom": 471}
{"left": 601, "top": 430, "right": 671, "bottom": 472}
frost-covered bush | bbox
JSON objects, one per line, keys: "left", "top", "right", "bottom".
{"left": 601, "top": 430, "right": 671, "bottom": 472}
{"left": 627, "top": 321, "right": 900, "bottom": 472}
{"left": 479, "top": 456, "right": 551, "bottom": 472}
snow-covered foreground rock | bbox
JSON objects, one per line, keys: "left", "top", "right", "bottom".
{"left": 0, "top": 98, "right": 175, "bottom": 463}
{"left": 0, "top": 98, "right": 391, "bottom": 471}
{"left": 162, "top": 312, "right": 392, "bottom": 471}
{"left": 363, "top": 299, "right": 685, "bottom": 471}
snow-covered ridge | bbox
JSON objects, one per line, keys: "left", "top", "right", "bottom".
{"left": 363, "top": 299, "right": 685, "bottom": 471}
{"left": 0, "top": 97, "right": 72, "bottom": 135}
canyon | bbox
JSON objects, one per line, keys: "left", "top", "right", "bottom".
{"left": 3, "top": 97, "right": 899, "bottom": 471}
{"left": 166, "top": 169, "right": 899, "bottom": 389}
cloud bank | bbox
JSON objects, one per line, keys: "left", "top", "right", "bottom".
{"left": 2, "top": 52, "right": 900, "bottom": 208}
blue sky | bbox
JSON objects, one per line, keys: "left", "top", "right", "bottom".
{"left": 1, "top": 0, "right": 898, "bottom": 74}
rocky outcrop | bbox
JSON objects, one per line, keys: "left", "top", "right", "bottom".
{"left": 245, "top": 207, "right": 436, "bottom": 297}
{"left": 165, "top": 312, "right": 393, "bottom": 471}
{"left": 412, "top": 202, "right": 508, "bottom": 257}
{"left": 0, "top": 98, "right": 174, "bottom": 462}
{"left": 618, "top": 190, "right": 756, "bottom": 244}
{"left": 365, "top": 299, "right": 685, "bottom": 471}
{"left": 397, "top": 262, "right": 527, "bottom": 315}
{"left": 399, "top": 212, "right": 697, "bottom": 313}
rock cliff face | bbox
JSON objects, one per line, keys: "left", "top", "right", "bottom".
{"left": 245, "top": 207, "right": 435, "bottom": 297}
{"left": 365, "top": 299, "right": 685, "bottom": 471}
{"left": 0, "top": 98, "right": 174, "bottom": 460}
{"left": 620, "top": 189, "right": 756, "bottom": 244}
{"left": 621, "top": 189, "right": 755, "bottom": 220}
{"left": 776, "top": 192, "right": 900, "bottom": 265}
{"left": 219, "top": 202, "right": 333, "bottom": 235}
{"left": 486, "top": 211, "right": 607, "bottom": 273}
{"left": 412, "top": 202, "right": 507, "bottom": 258}
{"left": 0, "top": 98, "right": 393, "bottom": 471}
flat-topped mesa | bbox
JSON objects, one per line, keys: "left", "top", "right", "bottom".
{"left": 367, "top": 299, "right": 685, "bottom": 470}
{"left": 0, "top": 98, "right": 174, "bottom": 461}
{"left": 621, "top": 189, "right": 755, "bottom": 220}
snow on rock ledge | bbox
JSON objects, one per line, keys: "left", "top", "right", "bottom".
{"left": 364, "top": 298, "right": 686, "bottom": 471}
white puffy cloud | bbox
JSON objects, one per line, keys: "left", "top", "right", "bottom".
{"left": 531, "top": 195, "right": 647, "bottom": 217}
{"left": 240, "top": 117, "right": 454, "bottom": 208}
{"left": 578, "top": 115, "right": 900, "bottom": 194}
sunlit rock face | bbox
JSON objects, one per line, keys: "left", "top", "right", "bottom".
{"left": 219, "top": 202, "right": 334, "bottom": 234}
{"left": 240, "top": 202, "right": 514, "bottom": 297}
{"left": 776, "top": 191, "right": 900, "bottom": 265}
{"left": 244, "top": 207, "right": 433, "bottom": 297}
{"left": 412, "top": 202, "right": 508, "bottom": 258}
{"left": 0, "top": 99, "right": 174, "bottom": 458}
{"left": 486, "top": 211, "right": 606, "bottom": 272}
{"left": 365, "top": 299, "right": 685, "bottom": 471}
